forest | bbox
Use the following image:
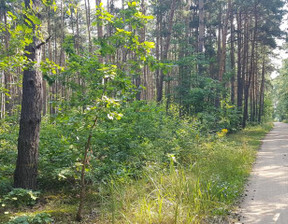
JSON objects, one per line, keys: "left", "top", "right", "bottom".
{"left": 0, "top": 0, "right": 287, "bottom": 223}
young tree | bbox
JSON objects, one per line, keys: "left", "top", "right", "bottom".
{"left": 73, "top": 2, "right": 156, "bottom": 220}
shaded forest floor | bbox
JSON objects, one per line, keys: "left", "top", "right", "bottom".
{"left": 0, "top": 108, "right": 272, "bottom": 223}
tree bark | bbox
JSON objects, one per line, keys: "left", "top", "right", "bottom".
{"left": 230, "top": 12, "right": 236, "bottom": 104}
{"left": 258, "top": 54, "right": 265, "bottom": 123}
{"left": 14, "top": 0, "right": 43, "bottom": 190}
{"left": 216, "top": 0, "right": 231, "bottom": 107}
{"left": 242, "top": 16, "right": 248, "bottom": 127}
{"left": 96, "top": 0, "right": 103, "bottom": 39}
{"left": 3, "top": 8, "right": 12, "bottom": 115}
{"left": 0, "top": 71, "right": 5, "bottom": 119}
{"left": 218, "top": 0, "right": 231, "bottom": 82}
{"left": 243, "top": 3, "right": 258, "bottom": 127}
{"left": 42, "top": 44, "right": 47, "bottom": 116}
{"left": 198, "top": 0, "right": 205, "bottom": 54}
{"left": 140, "top": 0, "right": 147, "bottom": 100}
{"left": 84, "top": 0, "right": 92, "bottom": 53}
{"left": 156, "top": 0, "right": 177, "bottom": 102}
{"left": 236, "top": 10, "right": 243, "bottom": 112}
{"left": 242, "top": 13, "right": 250, "bottom": 128}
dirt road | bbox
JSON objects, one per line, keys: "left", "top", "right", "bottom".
{"left": 237, "top": 122, "right": 288, "bottom": 224}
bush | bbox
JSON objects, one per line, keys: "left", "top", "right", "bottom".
{"left": 1, "top": 188, "right": 40, "bottom": 208}
{"left": 0, "top": 117, "right": 18, "bottom": 196}
{"left": 37, "top": 101, "right": 241, "bottom": 187}
{"left": 8, "top": 213, "right": 53, "bottom": 224}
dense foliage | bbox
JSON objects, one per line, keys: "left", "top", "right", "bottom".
{"left": 0, "top": 103, "right": 272, "bottom": 223}
{"left": 274, "top": 59, "right": 288, "bottom": 121}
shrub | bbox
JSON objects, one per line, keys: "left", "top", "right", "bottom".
{"left": 8, "top": 213, "right": 53, "bottom": 224}
{"left": 2, "top": 188, "right": 40, "bottom": 208}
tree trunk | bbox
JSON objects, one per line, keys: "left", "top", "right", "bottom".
{"left": 218, "top": 0, "right": 231, "bottom": 82}
{"left": 42, "top": 44, "right": 47, "bottom": 116}
{"left": 140, "top": 0, "right": 147, "bottom": 100}
{"left": 96, "top": 0, "right": 103, "bottom": 39}
{"left": 216, "top": 0, "right": 231, "bottom": 107}
{"left": 198, "top": 0, "right": 205, "bottom": 54}
{"left": 243, "top": 4, "right": 257, "bottom": 127}
{"left": 0, "top": 71, "right": 5, "bottom": 119}
{"left": 236, "top": 10, "right": 243, "bottom": 112}
{"left": 14, "top": 0, "right": 43, "bottom": 190}
{"left": 3, "top": 9, "right": 12, "bottom": 115}
{"left": 1, "top": 10, "right": 6, "bottom": 118}
{"left": 242, "top": 14, "right": 250, "bottom": 128}
{"left": 230, "top": 13, "right": 236, "bottom": 104}
{"left": 156, "top": 0, "right": 177, "bottom": 102}
{"left": 96, "top": 0, "right": 104, "bottom": 65}
{"left": 215, "top": 6, "right": 222, "bottom": 108}
{"left": 84, "top": 0, "right": 92, "bottom": 53}
{"left": 258, "top": 54, "right": 265, "bottom": 123}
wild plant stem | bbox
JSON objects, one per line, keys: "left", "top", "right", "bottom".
{"left": 76, "top": 117, "right": 98, "bottom": 221}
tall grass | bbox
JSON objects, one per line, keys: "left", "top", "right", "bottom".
{"left": 91, "top": 123, "right": 272, "bottom": 223}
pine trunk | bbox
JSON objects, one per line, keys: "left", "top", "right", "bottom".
{"left": 156, "top": 0, "right": 177, "bottom": 102}
{"left": 198, "top": 0, "right": 205, "bottom": 54}
{"left": 14, "top": 0, "right": 43, "bottom": 189}
{"left": 236, "top": 11, "right": 243, "bottom": 112}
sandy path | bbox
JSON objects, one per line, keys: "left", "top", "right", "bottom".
{"left": 237, "top": 122, "right": 288, "bottom": 224}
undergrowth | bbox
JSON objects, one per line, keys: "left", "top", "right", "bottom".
{"left": 89, "top": 123, "right": 272, "bottom": 224}
{"left": 0, "top": 102, "right": 272, "bottom": 223}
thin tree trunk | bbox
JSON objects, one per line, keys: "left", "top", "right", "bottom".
{"left": 242, "top": 14, "right": 250, "bottom": 128}
{"left": 215, "top": 6, "right": 222, "bottom": 108}
{"left": 42, "top": 44, "right": 47, "bottom": 116}
{"left": 75, "top": 118, "right": 97, "bottom": 221}
{"left": 254, "top": 43, "right": 259, "bottom": 120}
{"left": 3, "top": 8, "right": 12, "bottom": 115}
{"left": 75, "top": 7, "right": 80, "bottom": 53}
{"left": 59, "top": 0, "right": 65, "bottom": 66}
{"left": 198, "top": 0, "right": 205, "bottom": 54}
{"left": 156, "top": 0, "right": 177, "bottom": 102}
{"left": 218, "top": 0, "right": 231, "bottom": 82}
{"left": 236, "top": 10, "right": 243, "bottom": 112}
{"left": 230, "top": 12, "right": 236, "bottom": 104}
{"left": 51, "top": 17, "right": 58, "bottom": 115}
{"left": 96, "top": 0, "right": 103, "bottom": 39}
{"left": 0, "top": 71, "right": 5, "bottom": 119}
{"left": 84, "top": 0, "right": 92, "bottom": 53}
{"left": 96, "top": 0, "right": 103, "bottom": 65}
{"left": 258, "top": 54, "right": 265, "bottom": 123}
{"left": 140, "top": 0, "right": 147, "bottom": 100}
{"left": 156, "top": 13, "right": 161, "bottom": 102}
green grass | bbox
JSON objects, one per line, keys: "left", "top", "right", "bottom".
{"left": 91, "top": 123, "right": 272, "bottom": 224}
{"left": 0, "top": 122, "right": 273, "bottom": 224}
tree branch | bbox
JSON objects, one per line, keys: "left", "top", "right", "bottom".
{"left": 36, "top": 35, "right": 52, "bottom": 49}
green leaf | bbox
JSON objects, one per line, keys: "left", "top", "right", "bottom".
{"left": 144, "top": 41, "right": 155, "bottom": 49}
{"left": 67, "top": 8, "right": 71, "bottom": 16}
{"left": 7, "top": 11, "right": 17, "bottom": 20}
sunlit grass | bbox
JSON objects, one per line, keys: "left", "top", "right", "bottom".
{"left": 90, "top": 123, "right": 273, "bottom": 223}
{"left": 0, "top": 123, "right": 272, "bottom": 223}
